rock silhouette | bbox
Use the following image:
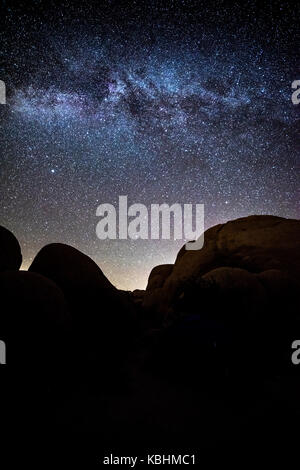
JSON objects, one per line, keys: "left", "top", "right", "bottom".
{"left": 29, "top": 243, "right": 126, "bottom": 324}
{"left": 142, "top": 215, "right": 300, "bottom": 384}
{"left": 143, "top": 215, "right": 300, "bottom": 320}
{"left": 0, "top": 225, "right": 22, "bottom": 271}
{"left": 0, "top": 270, "right": 70, "bottom": 369}
{"left": 173, "top": 214, "right": 300, "bottom": 280}
{"left": 29, "top": 242, "right": 114, "bottom": 292}
{"left": 146, "top": 264, "right": 173, "bottom": 290}
{"left": 1, "top": 215, "right": 300, "bottom": 451}
{"left": 29, "top": 242, "right": 138, "bottom": 380}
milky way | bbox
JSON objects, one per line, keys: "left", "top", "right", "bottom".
{"left": 0, "top": 1, "right": 299, "bottom": 289}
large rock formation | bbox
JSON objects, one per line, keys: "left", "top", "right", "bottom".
{"left": 29, "top": 242, "right": 114, "bottom": 293}
{"left": 29, "top": 243, "right": 119, "bottom": 325}
{"left": 170, "top": 214, "right": 300, "bottom": 284}
{"left": 142, "top": 215, "right": 300, "bottom": 380}
{"left": 143, "top": 215, "right": 300, "bottom": 319}
{"left": 202, "top": 267, "right": 267, "bottom": 314}
{"left": 0, "top": 225, "right": 22, "bottom": 271}
{"left": 29, "top": 243, "right": 138, "bottom": 375}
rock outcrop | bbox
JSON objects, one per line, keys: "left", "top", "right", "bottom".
{"left": 143, "top": 215, "right": 300, "bottom": 380}
{"left": 143, "top": 215, "right": 300, "bottom": 320}
{"left": 28, "top": 243, "right": 138, "bottom": 374}
{"left": 0, "top": 217, "right": 299, "bottom": 445}
{"left": 29, "top": 242, "right": 114, "bottom": 292}
{"left": 0, "top": 225, "right": 22, "bottom": 271}
{"left": 146, "top": 264, "right": 173, "bottom": 290}
{"left": 170, "top": 215, "right": 300, "bottom": 284}
{"left": 29, "top": 243, "right": 119, "bottom": 325}
{"left": 0, "top": 270, "right": 70, "bottom": 368}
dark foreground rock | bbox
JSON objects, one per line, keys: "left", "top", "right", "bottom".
{"left": 0, "top": 217, "right": 299, "bottom": 452}
{"left": 0, "top": 225, "right": 22, "bottom": 271}
{"left": 29, "top": 242, "right": 114, "bottom": 293}
{"left": 146, "top": 264, "right": 173, "bottom": 290}
{"left": 29, "top": 243, "right": 131, "bottom": 323}
{"left": 142, "top": 216, "right": 300, "bottom": 382}
{"left": 29, "top": 243, "right": 139, "bottom": 379}
{"left": 143, "top": 215, "right": 300, "bottom": 322}
{"left": 0, "top": 270, "right": 70, "bottom": 369}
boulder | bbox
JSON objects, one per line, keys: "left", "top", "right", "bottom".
{"left": 146, "top": 264, "right": 173, "bottom": 291}
{"left": 171, "top": 223, "right": 224, "bottom": 284}
{"left": 256, "top": 269, "right": 300, "bottom": 302}
{"left": 0, "top": 226, "right": 22, "bottom": 271}
{"left": 29, "top": 243, "right": 118, "bottom": 325}
{"left": 169, "top": 215, "right": 300, "bottom": 287}
{"left": 215, "top": 216, "right": 300, "bottom": 278}
{"left": 28, "top": 243, "right": 137, "bottom": 372}
{"left": 202, "top": 267, "right": 267, "bottom": 316}
{"left": 29, "top": 242, "right": 114, "bottom": 293}
{"left": 144, "top": 216, "right": 300, "bottom": 316}
{"left": 0, "top": 270, "right": 70, "bottom": 368}
{"left": 131, "top": 289, "right": 146, "bottom": 305}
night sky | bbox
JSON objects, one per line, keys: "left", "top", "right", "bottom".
{"left": 0, "top": 0, "right": 299, "bottom": 290}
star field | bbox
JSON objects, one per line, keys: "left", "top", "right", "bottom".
{"left": 0, "top": 0, "right": 299, "bottom": 289}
